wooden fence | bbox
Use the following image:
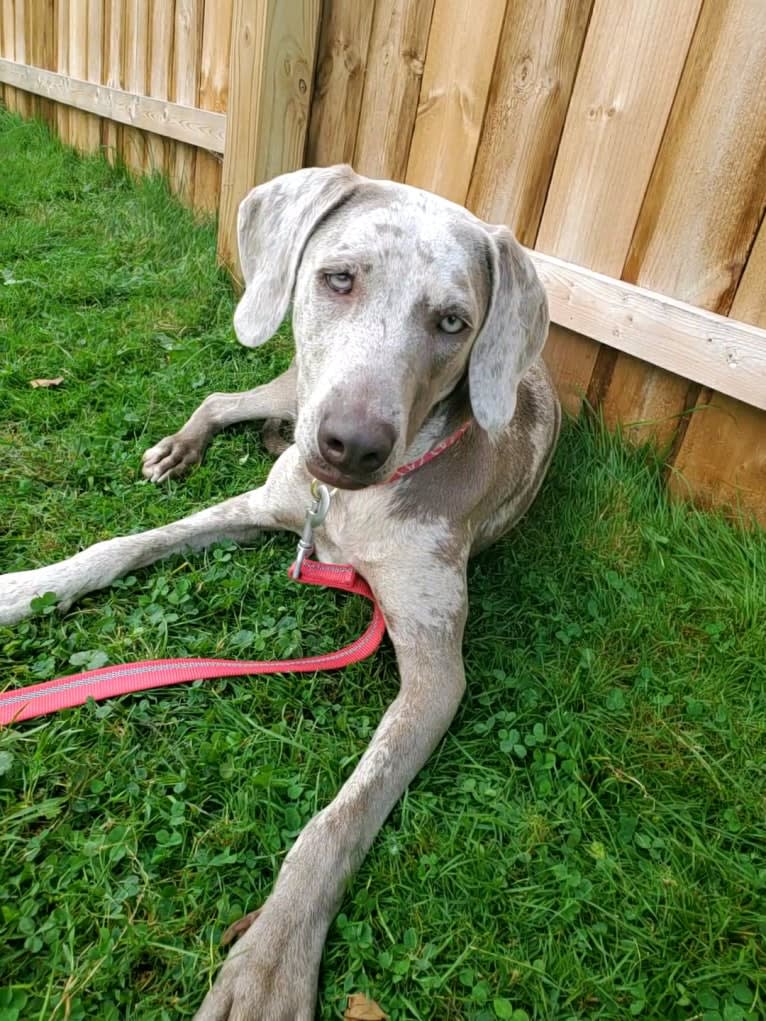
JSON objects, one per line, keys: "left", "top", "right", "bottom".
{"left": 2, "top": 0, "right": 765, "bottom": 524}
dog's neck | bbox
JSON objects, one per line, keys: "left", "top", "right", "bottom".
{"left": 402, "top": 378, "right": 472, "bottom": 464}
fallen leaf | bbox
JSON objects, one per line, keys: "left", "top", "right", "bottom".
{"left": 345, "top": 993, "right": 387, "bottom": 1020}
{"left": 29, "top": 377, "right": 64, "bottom": 388}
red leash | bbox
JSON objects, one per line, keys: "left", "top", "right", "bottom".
{"left": 0, "top": 421, "right": 472, "bottom": 726}
{"left": 0, "top": 560, "right": 385, "bottom": 725}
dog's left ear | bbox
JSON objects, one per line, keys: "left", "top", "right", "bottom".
{"left": 233, "top": 165, "right": 359, "bottom": 348}
{"left": 469, "top": 226, "right": 549, "bottom": 433}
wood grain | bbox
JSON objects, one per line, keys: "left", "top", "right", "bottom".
{"left": 352, "top": 0, "right": 435, "bottom": 181}
{"left": 217, "top": 0, "right": 321, "bottom": 273}
{"left": 121, "top": 0, "right": 149, "bottom": 173}
{"left": 193, "top": 0, "right": 232, "bottom": 214}
{"left": 600, "top": 0, "right": 766, "bottom": 445}
{"left": 305, "top": 0, "right": 374, "bottom": 167}
{"left": 669, "top": 217, "right": 766, "bottom": 524}
{"left": 467, "top": 0, "right": 592, "bottom": 245}
{"left": 405, "top": 0, "right": 506, "bottom": 203}
{"left": 0, "top": 59, "right": 227, "bottom": 149}
{"left": 537, "top": 0, "right": 702, "bottom": 415}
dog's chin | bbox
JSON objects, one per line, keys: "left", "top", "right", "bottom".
{"left": 306, "top": 462, "right": 380, "bottom": 491}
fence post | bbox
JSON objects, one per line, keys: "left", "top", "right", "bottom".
{"left": 217, "top": 0, "right": 322, "bottom": 277}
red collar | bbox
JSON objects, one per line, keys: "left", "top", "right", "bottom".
{"left": 387, "top": 420, "right": 472, "bottom": 482}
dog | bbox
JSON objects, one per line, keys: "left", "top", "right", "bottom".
{"left": 0, "top": 165, "right": 560, "bottom": 1020}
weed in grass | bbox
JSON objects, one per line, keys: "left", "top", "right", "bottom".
{"left": 1, "top": 111, "right": 765, "bottom": 1020}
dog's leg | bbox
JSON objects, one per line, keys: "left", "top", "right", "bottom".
{"left": 0, "top": 487, "right": 283, "bottom": 626}
{"left": 142, "top": 363, "right": 297, "bottom": 482}
{"left": 194, "top": 560, "right": 468, "bottom": 1021}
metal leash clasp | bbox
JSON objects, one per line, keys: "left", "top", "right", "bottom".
{"left": 291, "top": 479, "right": 333, "bottom": 579}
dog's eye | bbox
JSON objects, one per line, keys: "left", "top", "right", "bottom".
{"left": 439, "top": 314, "right": 467, "bottom": 335}
{"left": 326, "top": 272, "right": 354, "bottom": 294}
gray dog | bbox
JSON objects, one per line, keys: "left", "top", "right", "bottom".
{"left": 0, "top": 166, "right": 560, "bottom": 1020}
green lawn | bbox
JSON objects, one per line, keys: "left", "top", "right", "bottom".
{"left": 0, "top": 110, "right": 764, "bottom": 1021}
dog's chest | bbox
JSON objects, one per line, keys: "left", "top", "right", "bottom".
{"left": 313, "top": 488, "right": 405, "bottom": 568}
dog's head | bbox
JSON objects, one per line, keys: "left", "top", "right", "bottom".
{"left": 234, "top": 166, "right": 548, "bottom": 490}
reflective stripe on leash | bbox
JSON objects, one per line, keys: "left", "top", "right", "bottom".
{"left": 0, "top": 560, "right": 386, "bottom": 725}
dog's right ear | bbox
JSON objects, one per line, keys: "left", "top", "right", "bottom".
{"left": 233, "top": 165, "right": 359, "bottom": 347}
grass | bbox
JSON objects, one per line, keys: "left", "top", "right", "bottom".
{"left": 0, "top": 109, "right": 764, "bottom": 1021}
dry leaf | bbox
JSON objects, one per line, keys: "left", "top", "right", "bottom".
{"left": 345, "top": 993, "right": 387, "bottom": 1020}
{"left": 29, "top": 377, "right": 64, "bottom": 389}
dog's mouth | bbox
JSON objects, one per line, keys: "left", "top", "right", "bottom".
{"left": 306, "top": 461, "right": 379, "bottom": 491}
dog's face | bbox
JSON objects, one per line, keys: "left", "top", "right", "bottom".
{"left": 291, "top": 188, "right": 491, "bottom": 488}
{"left": 233, "top": 167, "right": 548, "bottom": 490}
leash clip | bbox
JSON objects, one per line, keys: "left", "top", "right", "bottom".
{"left": 291, "top": 481, "right": 332, "bottom": 579}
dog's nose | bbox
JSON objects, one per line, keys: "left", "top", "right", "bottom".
{"left": 318, "top": 415, "right": 396, "bottom": 477}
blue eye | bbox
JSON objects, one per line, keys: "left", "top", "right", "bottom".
{"left": 326, "top": 272, "right": 354, "bottom": 294}
{"left": 439, "top": 314, "right": 466, "bottom": 334}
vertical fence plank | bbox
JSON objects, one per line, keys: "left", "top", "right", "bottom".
{"left": 121, "top": 0, "right": 149, "bottom": 173}
{"left": 145, "top": 0, "right": 174, "bottom": 175}
{"left": 668, "top": 217, "right": 766, "bottom": 525}
{"left": 1, "top": 0, "right": 17, "bottom": 111}
{"left": 13, "top": 0, "right": 30, "bottom": 115}
{"left": 535, "top": 0, "right": 702, "bottom": 416}
{"left": 404, "top": 0, "right": 506, "bottom": 203}
{"left": 56, "top": 0, "right": 70, "bottom": 142}
{"left": 67, "top": 0, "right": 90, "bottom": 148}
{"left": 218, "top": 0, "right": 321, "bottom": 274}
{"left": 599, "top": 0, "right": 766, "bottom": 446}
{"left": 35, "top": 0, "right": 58, "bottom": 127}
{"left": 305, "top": 0, "right": 374, "bottom": 167}
{"left": 352, "top": 0, "right": 435, "bottom": 180}
{"left": 192, "top": 0, "right": 232, "bottom": 214}
{"left": 170, "top": 0, "right": 202, "bottom": 202}
{"left": 466, "top": 0, "right": 592, "bottom": 245}
{"left": 85, "top": 0, "right": 102, "bottom": 144}
{"left": 102, "top": 0, "right": 123, "bottom": 161}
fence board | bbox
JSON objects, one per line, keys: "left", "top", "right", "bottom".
{"left": 170, "top": 0, "right": 202, "bottom": 203}
{"left": 56, "top": 0, "right": 70, "bottom": 142}
{"left": 0, "top": 59, "right": 227, "bottom": 148}
{"left": 217, "top": 0, "right": 321, "bottom": 273}
{"left": 37, "top": 0, "right": 58, "bottom": 126}
{"left": 352, "top": 0, "right": 435, "bottom": 180}
{"left": 0, "top": 1, "right": 11, "bottom": 109}
{"left": 193, "top": 0, "right": 232, "bottom": 214}
{"left": 121, "top": 0, "right": 149, "bottom": 172}
{"left": 600, "top": 0, "right": 766, "bottom": 446}
{"left": 467, "top": 0, "right": 592, "bottom": 245}
{"left": 101, "top": 0, "right": 123, "bottom": 161}
{"left": 305, "top": 0, "right": 374, "bottom": 167}
{"left": 67, "top": 0, "right": 87, "bottom": 147}
{"left": 13, "top": 0, "right": 29, "bottom": 115}
{"left": 537, "top": 0, "right": 701, "bottom": 415}
{"left": 405, "top": 0, "right": 506, "bottom": 203}
{"left": 145, "top": 0, "right": 174, "bottom": 175}
{"left": 669, "top": 218, "right": 766, "bottom": 524}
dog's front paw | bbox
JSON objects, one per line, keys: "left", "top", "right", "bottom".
{"left": 194, "top": 904, "right": 321, "bottom": 1021}
{"left": 142, "top": 432, "right": 204, "bottom": 483}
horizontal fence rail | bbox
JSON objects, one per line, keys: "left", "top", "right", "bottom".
{"left": 0, "top": 59, "right": 226, "bottom": 151}
{"left": 530, "top": 252, "right": 766, "bottom": 413}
